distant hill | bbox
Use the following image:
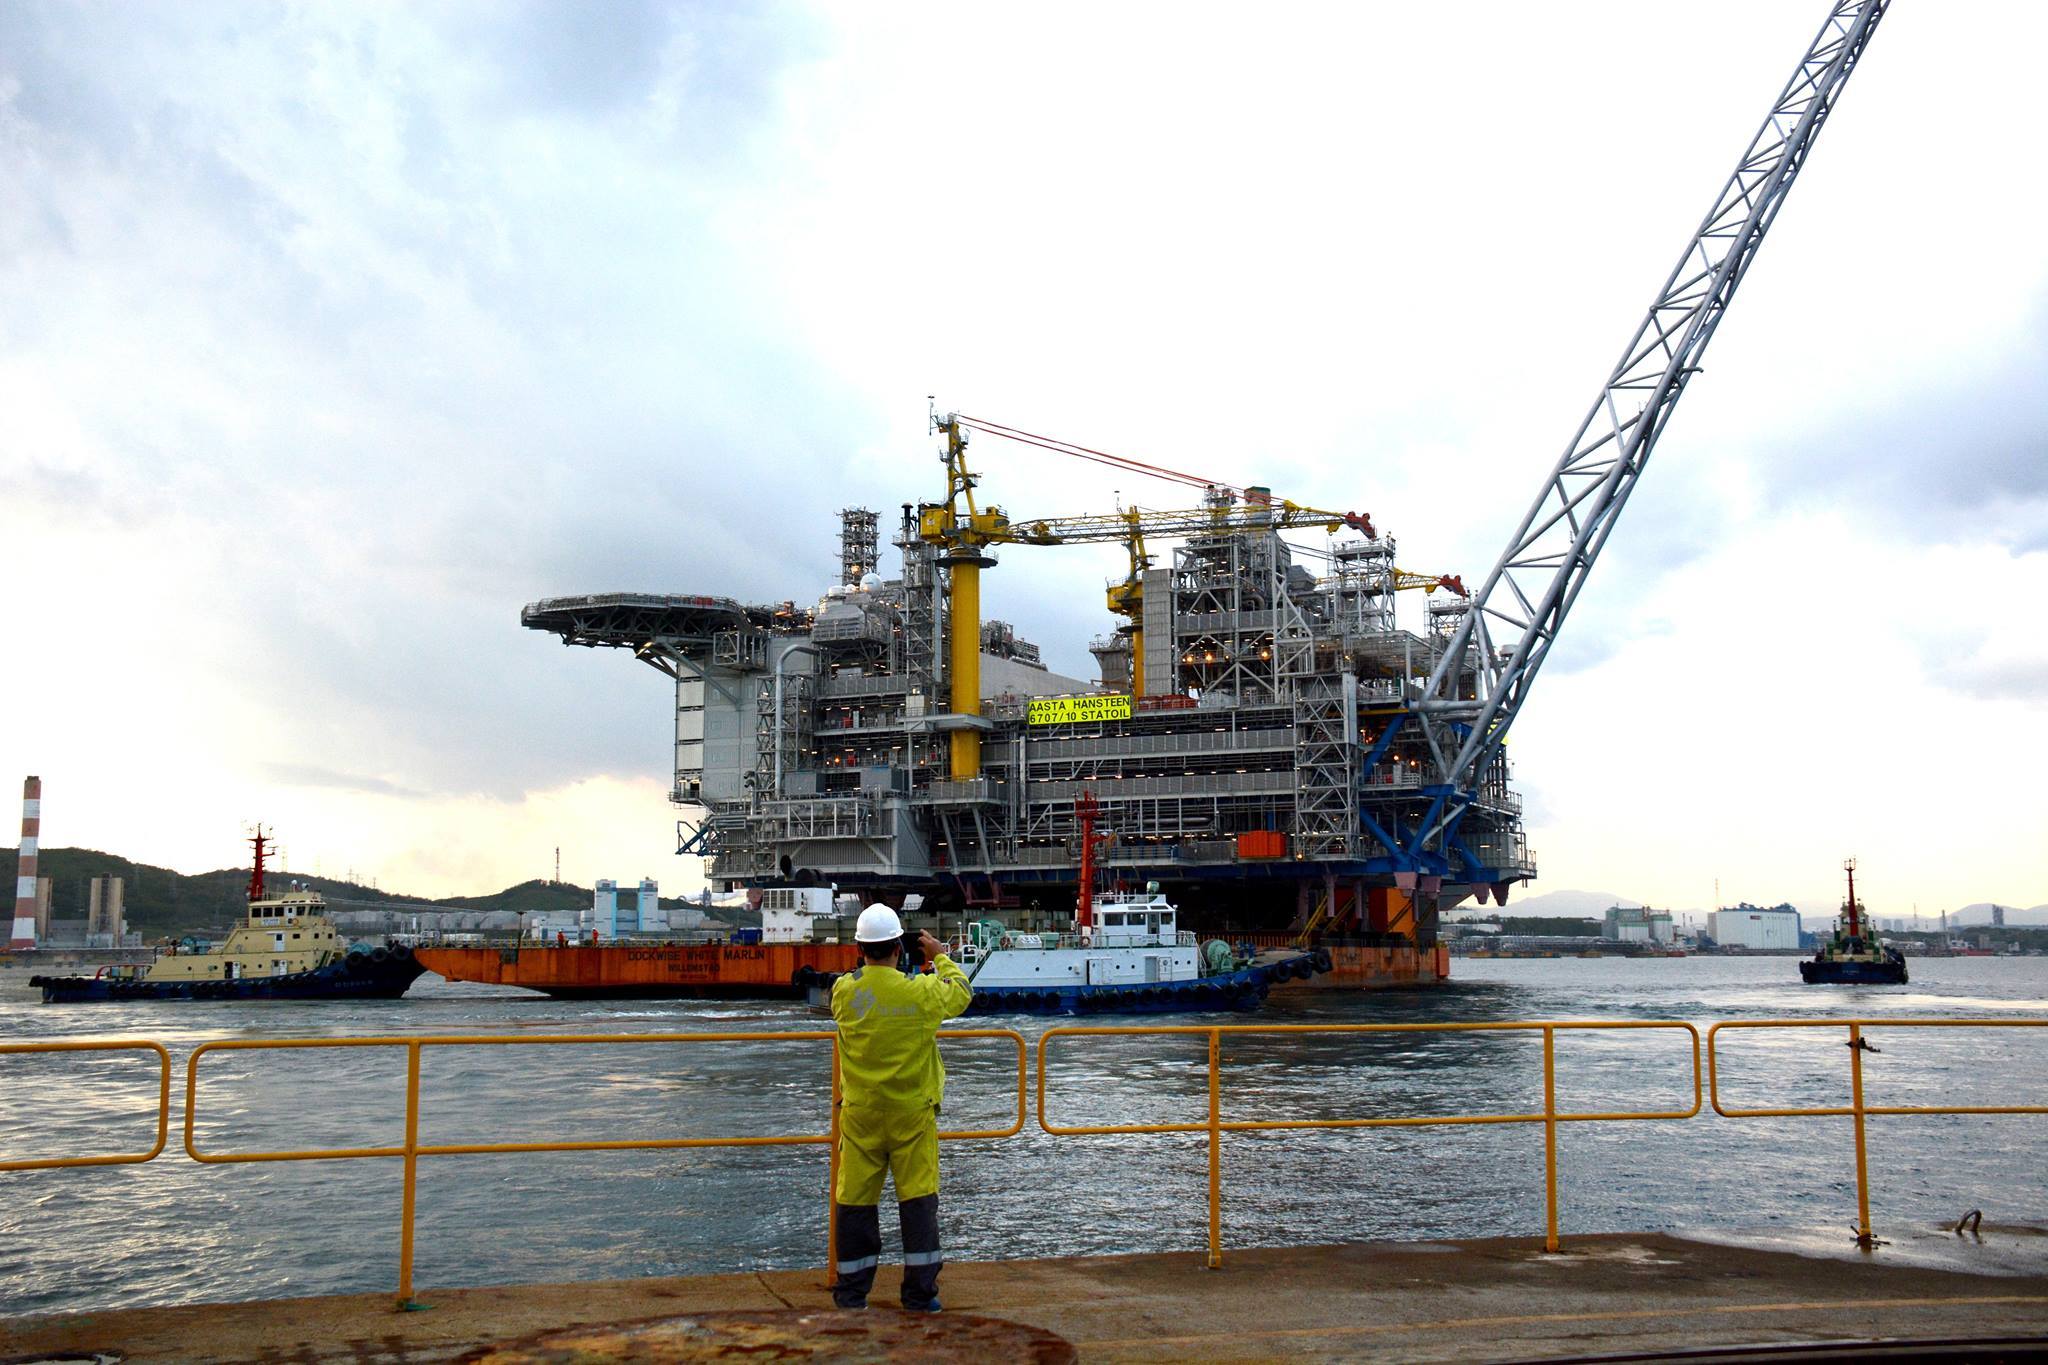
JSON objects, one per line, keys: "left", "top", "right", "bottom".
{"left": 1494, "top": 888, "right": 1642, "bottom": 917}
{"left": 1945, "top": 902, "right": 2048, "bottom": 927}
{"left": 1495, "top": 916, "right": 1603, "bottom": 937}
{"left": 0, "top": 847, "right": 698, "bottom": 937}
{"left": 427, "top": 879, "right": 596, "bottom": 917}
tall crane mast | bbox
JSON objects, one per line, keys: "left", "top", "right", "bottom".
{"left": 1413, "top": 1, "right": 1889, "bottom": 829}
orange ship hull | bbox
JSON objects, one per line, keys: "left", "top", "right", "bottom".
{"left": 414, "top": 942, "right": 864, "bottom": 999}
{"left": 1242, "top": 936, "right": 1450, "bottom": 988}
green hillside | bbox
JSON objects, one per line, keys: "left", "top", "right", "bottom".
{"left": 0, "top": 847, "right": 658, "bottom": 938}
{"left": 1493, "top": 916, "right": 1603, "bottom": 937}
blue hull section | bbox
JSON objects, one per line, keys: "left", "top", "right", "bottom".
{"left": 31, "top": 949, "right": 427, "bottom": 1003}
{"left": 963, "top": 951, "right": 1330, "bottom": 1016}
{"left": 802, "top": 950, "right": 1331, "bottom": 1014}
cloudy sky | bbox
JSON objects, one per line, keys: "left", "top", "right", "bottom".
{"left": 2, "top": 2, "right": 2042, "bottom": 914}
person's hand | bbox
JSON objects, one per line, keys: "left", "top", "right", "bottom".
{"left": 917, "top": 930, "right": 946, "bottom": 960}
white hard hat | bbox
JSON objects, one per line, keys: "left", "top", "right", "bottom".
{"left": 854, "top": 903, "right": 904, "bottom": 943}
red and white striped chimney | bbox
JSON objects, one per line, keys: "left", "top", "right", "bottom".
{"left": 11, "top": 775, "right": 41, "bottom": 950}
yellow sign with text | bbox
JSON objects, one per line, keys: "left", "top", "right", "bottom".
{"left": 1028, "top": 694, "right": 1133, "bottom": 726}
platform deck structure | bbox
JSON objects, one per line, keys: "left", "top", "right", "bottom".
{"left": 523, "top": 493, "right": 1529, "bottom": 954}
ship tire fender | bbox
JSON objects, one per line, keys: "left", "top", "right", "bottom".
{"left": 793, "top": 966, "right": 815, "bottom": 989}
{"left": 369, "top": 946, "right": 390, "bottom": 965}
{"left": 392, "top": 945, "right": 414, "bottom": 962}
{"left": 1315, "top": 948, "right": 1334, "bottom": 973}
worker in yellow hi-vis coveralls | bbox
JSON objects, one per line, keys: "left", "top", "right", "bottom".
{"left": 830, "top": 904, "right": 973, "bottom": 1311}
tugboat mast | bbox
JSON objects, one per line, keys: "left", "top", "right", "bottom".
{"left": 1843, "top": 857, "right": 1861, "bottom": 941}
{"left": 248, "top": 826, "right": 270, "bottom": 903}
{"left": 1075, "top": 792, "right": 1099, "bottom": 933}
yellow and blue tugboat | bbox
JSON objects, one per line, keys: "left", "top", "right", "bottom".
{"left": 1799, "top": 858, "right": 1907, "bottom": 986}
{"left": 30, "top": 829, "right": 425, "bottom": 1003}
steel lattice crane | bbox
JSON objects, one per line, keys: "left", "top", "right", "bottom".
{"left": 1394, "top": 0, "right": 1890, "bottom": 883}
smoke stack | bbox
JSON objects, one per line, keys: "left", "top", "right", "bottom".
{"left": 11, "top": 776, "right": 41, "bottom": 950}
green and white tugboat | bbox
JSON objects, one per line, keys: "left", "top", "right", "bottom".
{"left": 1799, "top": 858, "right": 1907, "bottom": 986}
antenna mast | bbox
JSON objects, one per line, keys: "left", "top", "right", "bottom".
{"left": 1075, "top": 791, "right": 1101, "bottom": 931}
{"left": 248, "top": 826, "right": 270, "bottom": 903}
{"left": 1843, "top": 857, "right": 1862, "bottom": 941}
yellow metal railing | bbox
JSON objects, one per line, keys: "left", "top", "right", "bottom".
{"left": 184, "top": 1029, "right": 1027, "bottom": 1308}
{"left": 1708, "top": 1019, "right": 2048, "bottom": 1246}
{"left": 1039, "top": 1021, "right": 1701, "bottom": 1265}
{"left": 0, "top": 1040, "right": 172, "bottom": 1171}
{"left": 22, "top": 1016, "right": 2048, "bottom": 1306}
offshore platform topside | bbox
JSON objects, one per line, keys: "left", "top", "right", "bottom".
{"left": 523, "top": 0, "right": 1891, "bottom": 989}
{"left": 525, "top": 417, "right": 1535, "bottom": 987}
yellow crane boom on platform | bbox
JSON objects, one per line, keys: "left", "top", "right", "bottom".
{"left": 919, "top": 412, "right": 1376, "bottom": 779}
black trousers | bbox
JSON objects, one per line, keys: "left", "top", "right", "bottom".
{"left": 833, "top": 1193, "right": 941, "bottom": 1309}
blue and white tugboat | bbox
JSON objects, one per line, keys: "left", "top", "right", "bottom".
{"left": 31, "top": 828, "right": 425, "bottom": 1003}
{"left": 1799, "top": 858, "right": 1907, "bottom": 986}
{"left": 953, "top": 884, "right": 1327, "bottom": 1014}
{"left": 952, "top": 793, "right": 1327, "bottom": 1014}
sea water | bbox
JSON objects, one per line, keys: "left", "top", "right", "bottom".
{"left": 3, "top": 954, "right": 2046, "bottom": 1315}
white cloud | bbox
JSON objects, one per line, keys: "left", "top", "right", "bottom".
{"left": 2, "top": 2, "right": 2043, "bottom": 905}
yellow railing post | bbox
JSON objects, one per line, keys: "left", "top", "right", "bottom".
{"left": 397, "top": 1040, "right": 424, "bottom": 1310}
{"left": 825, "top": 1038, "right": 841, "bottom": 1289}
{"left": 1848, "top": 1022, "right": 1873, "bottom": 1247}
{"left": 1542, "top": 1025, "right": 1560, "bottom": 1253}
{"left": 1207, "top": 1028, "right": 1222, "bottom": 1270}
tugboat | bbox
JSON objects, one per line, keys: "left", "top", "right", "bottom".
{"left": 942, "top": 793, "right": 1329, "bottom": 1014}
{"left": 1799, "top": 858, "right": 1907, "bottom": 985}
{"left": 951, "top": 883, "right": 1328, "bottom": 1013}
{"left": 30, "top": 828, "right": 426, "bottom": 1003}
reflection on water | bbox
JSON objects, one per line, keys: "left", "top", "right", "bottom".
{"left": 4, "top": 955, "right": 2047, "bottom": 1314}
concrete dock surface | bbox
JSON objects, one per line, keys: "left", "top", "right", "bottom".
{"left": 8, "top": 1227, "right": 2048, "bottom": 1363}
